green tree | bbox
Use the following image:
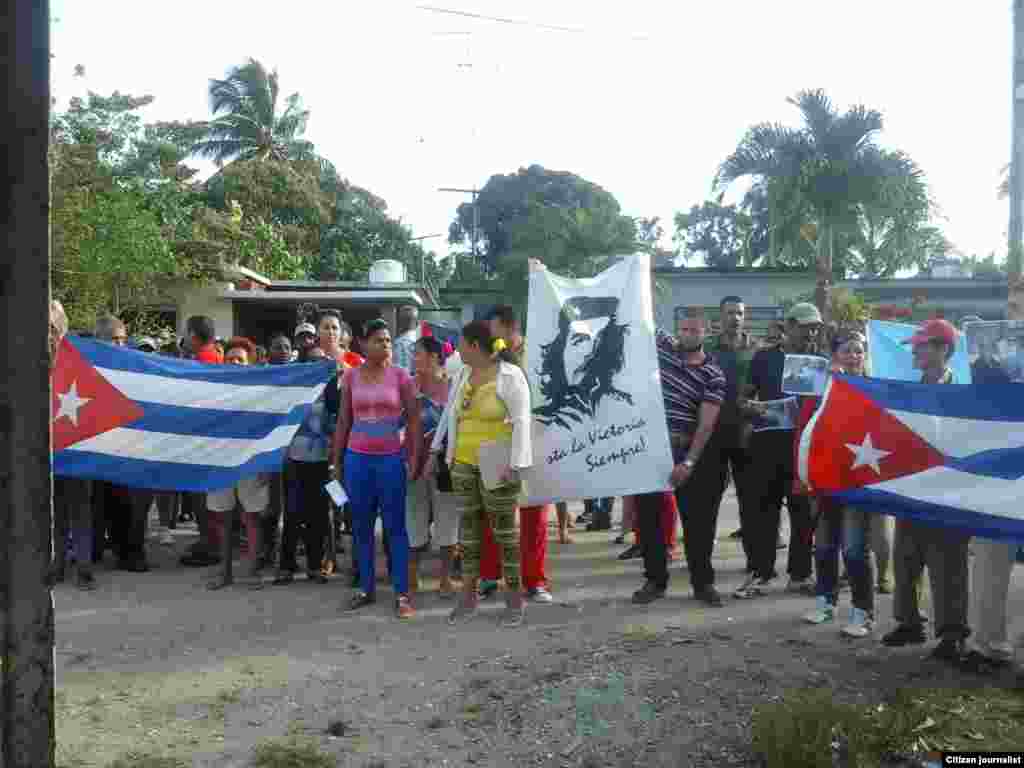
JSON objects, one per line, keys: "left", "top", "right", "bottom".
{"left": 716, "top": 89, "right": 937, "bottom": 318}
{"left": 192, "top": 58, "right": 316, "bottom": 165}
{"left": 447, "top": 164, "right": 638, "bottom": 276}
{"left": 673, "top": 197, "right": 753, "bottom": 269}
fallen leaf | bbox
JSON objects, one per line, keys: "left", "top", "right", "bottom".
{"left": 914, "top": 716, "right": 937, "bottom": 732}
{"left": 966, "top": 731, "right": 986, "bottom": 741}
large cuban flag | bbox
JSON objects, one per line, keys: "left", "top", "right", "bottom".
{"left": 797, "top": 374, "right": 1024, "bottom": 542}
{"left": 52, "top": 336, "right": 333, "bottom": 492}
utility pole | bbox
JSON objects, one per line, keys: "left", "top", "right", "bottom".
{"left": 410, "top": 233, "right": 443, "bottom": 285}
{"left": 1010, "top": 0, "right": 1024, "bottom": 322}
{"left": 2, "top": 0, "right": 56, "bottom": 765}
{"left": 438, "top": 187, "right": 481, "bottom": 264}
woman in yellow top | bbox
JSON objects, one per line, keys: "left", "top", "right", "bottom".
{"left": 428, "top": 320, "right": 533, "bottom": 627}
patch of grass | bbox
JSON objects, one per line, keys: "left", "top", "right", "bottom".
{"left": 752, "top": 687, "right": 1024, "bottom": 768}
{"left": 620, "top": 624, "right": 656, "bottom": 640}
{"left": 56, "top": 655, "right": 289, "bottom": 768}
{"left": 251, "top": 737, "right": 337, "bottom": 768}
{"left": 105, "top": 754, "right": 189, "bottom": 768}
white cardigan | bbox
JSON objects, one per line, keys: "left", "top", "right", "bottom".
{"left": 430, "top": 361, "right": 533, "bottom": 470}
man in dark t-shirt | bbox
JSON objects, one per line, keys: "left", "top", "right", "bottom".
{"left": 733, "top": 302, "right": 820, "bottom": 599}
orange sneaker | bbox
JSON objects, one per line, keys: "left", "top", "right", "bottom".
{"left": 396, "top": 594, "right": 415, "bottom": 619}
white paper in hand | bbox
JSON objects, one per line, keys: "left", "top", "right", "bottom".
{"left": 478, "top": 440, "right": 512, "bottom": 490}
{"left": 324, "top": 479, "right": 349, "bottom": 507}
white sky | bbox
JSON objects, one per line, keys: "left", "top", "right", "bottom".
{"left": 50, "top": 0, "right": 1012, "bottom": 266}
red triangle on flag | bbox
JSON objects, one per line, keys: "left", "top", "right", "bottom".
{"left": 52, "top": 338, "right": 145, "bottom": 452}
{"left": 805, "top": 377, "right": 945, "bottom": 492}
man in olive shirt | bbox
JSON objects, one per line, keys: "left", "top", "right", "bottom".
{"left": 704, "top": 295, "right": 758, "bottom": 572}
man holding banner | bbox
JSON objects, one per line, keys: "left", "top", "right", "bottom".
{"left": 632, "top": 307, "right": 728, "bottom": 607}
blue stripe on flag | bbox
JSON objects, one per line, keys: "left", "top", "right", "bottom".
{"left": 841, "top": 375, "right": 1024, "bottom": 422}
{"left": 54, "top": 449, "right": 289, "bottom": 493}
{"left": 834, "top": 487, "right": 1024, "bottom": 543}
{"left": 72, "top": 336, "right": 334, "bottom": 386}
{"left": 945, "top": 448, "right": 1024, "bottom": 480}
{"left": 130, "top": 402, "right": 306, "bottom": 439}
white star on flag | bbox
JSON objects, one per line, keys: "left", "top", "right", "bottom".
{"left": 56, "top": 381, "right": 91, "bottom": 427}
{"left": 845, "top": 433, "right": 891, "bottom": 475}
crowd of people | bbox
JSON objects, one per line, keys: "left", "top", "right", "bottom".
{"left": 47, "top": 272, "right": 1020, "bottom": 672}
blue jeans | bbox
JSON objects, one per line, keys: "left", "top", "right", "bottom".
{"left": 344, "top": 451, "right": 409, "bottom": 596}
{"left": 814, "top": 500, "right": 875, "bottom": 614}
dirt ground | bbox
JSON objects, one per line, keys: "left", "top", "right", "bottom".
{"left": 53, "top": 494, "right": 1024, "bottom": 767}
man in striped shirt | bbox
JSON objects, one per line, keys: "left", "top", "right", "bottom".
{"left": 632, "top": 307, "right": 728, "bottom": 607}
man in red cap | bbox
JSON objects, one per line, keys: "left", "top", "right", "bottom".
{"left": 882, "top": 318, "right": 970, "bottom": 662}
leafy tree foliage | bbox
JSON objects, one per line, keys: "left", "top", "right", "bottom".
{"left": 716, "top": 89, "right": 945, "bottom": 304}
{"left": 447, "top": 164, "right": 639, "bottom": 275}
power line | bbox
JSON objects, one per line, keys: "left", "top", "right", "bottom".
{"left": 415, "top": 4, "right": 651, "bottom": 40}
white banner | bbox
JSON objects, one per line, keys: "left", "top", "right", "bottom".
{"left": 523, "top": 254, "right": 673, "bottom": 505}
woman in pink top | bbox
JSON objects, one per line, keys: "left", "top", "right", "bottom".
{"left": 334, "top": 319, "right": 422, "bottom": 618}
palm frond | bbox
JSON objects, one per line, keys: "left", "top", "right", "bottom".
{"left": 824, "top": 104, "right": 883, "bottom": 161}
{"left": 274, "top": 93, "right": 310, "bottom": 141}
{"left": 787, "top": 88, "right": 837, "bottom": 145}
{"left": 208, "top": 76, "right": 245, "bottom": 117}
{"left": 223, "top": 58, "right": 277, "bottom": 129}
{"left": 715, "top": 122, "right": 805, "bottom": 188}
{"left": 190, "top": 138, "right": 251, "bottom": 165}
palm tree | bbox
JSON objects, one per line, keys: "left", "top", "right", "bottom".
{"left": 192, "top": 58, "right": 316, "bottom": 165}
{"left": 716, "top": 89, "right": 925, "bottom": 321}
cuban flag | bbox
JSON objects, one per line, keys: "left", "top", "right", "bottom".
{"left": 52, "top": 336, "right": 334, "bottom": 492}
{"left": 798, "top": 374, "right": 1024, "bottom": 543}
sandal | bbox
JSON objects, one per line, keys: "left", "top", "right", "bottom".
{"left": 499, "top": 603, "right": 525, "bottom": 628}
{"left": 447, "top": 601, "right": 479, "bottom": 625}
{"left": 439, "top": 582, "right": 458, "bottom": 599}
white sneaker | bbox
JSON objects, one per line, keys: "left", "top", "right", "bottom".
{"left": 528, "top": 587, "right": 553, "bottom": 603}
{"left": 841, "top": 607, "right": 873, "bottom": 638}
{"left": 803, "top": 596, "right": 835, "bottom": 625}
{"left": 734, "top": 576, "right": 774, "bottom": 599}
{"left": 733, "top": 575, "right": 758, "bottom": 599}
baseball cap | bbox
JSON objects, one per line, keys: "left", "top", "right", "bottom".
{"left": 902, "top": 318, "right": 958, "bottom": 347}
{"left": 786, "top": 302, "right": 823, "bottom": 326}
{"left": 294, "top": 322, "right": 316, "bottom": 338}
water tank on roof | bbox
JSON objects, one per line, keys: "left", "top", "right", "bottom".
{"left": 369, "top": 259, "right": 407, "bottom": 284}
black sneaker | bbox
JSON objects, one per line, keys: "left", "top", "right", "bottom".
{"left": 617, "top": 544, "right": 642, "bottom": 561}
{"left": 930, "top": 636, "right": 965, "bottom": 663}
{"left": 348, "top": 591, "right": 376, "bottom": 611}
{"left": 882, "top": 624, "right": 927, "bottom": 647}
{"left": 631, "top": 581, "right": 666, "bottom": 604}
{"left": 694, "top": 586, "right": 723, "bottom": 607}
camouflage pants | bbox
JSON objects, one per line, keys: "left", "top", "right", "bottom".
{"left": 450, "top": 462, "right": 521, "bottom": 590}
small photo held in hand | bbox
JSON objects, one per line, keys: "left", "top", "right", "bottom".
{"left": 750, "top": 397, "right": 799, "bottom": 432}
{"left": 964, "top": 319, "right": 1024, "bottom": 384}
{"left": 781, "top": 354, "right": 830, "bottom": 396}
